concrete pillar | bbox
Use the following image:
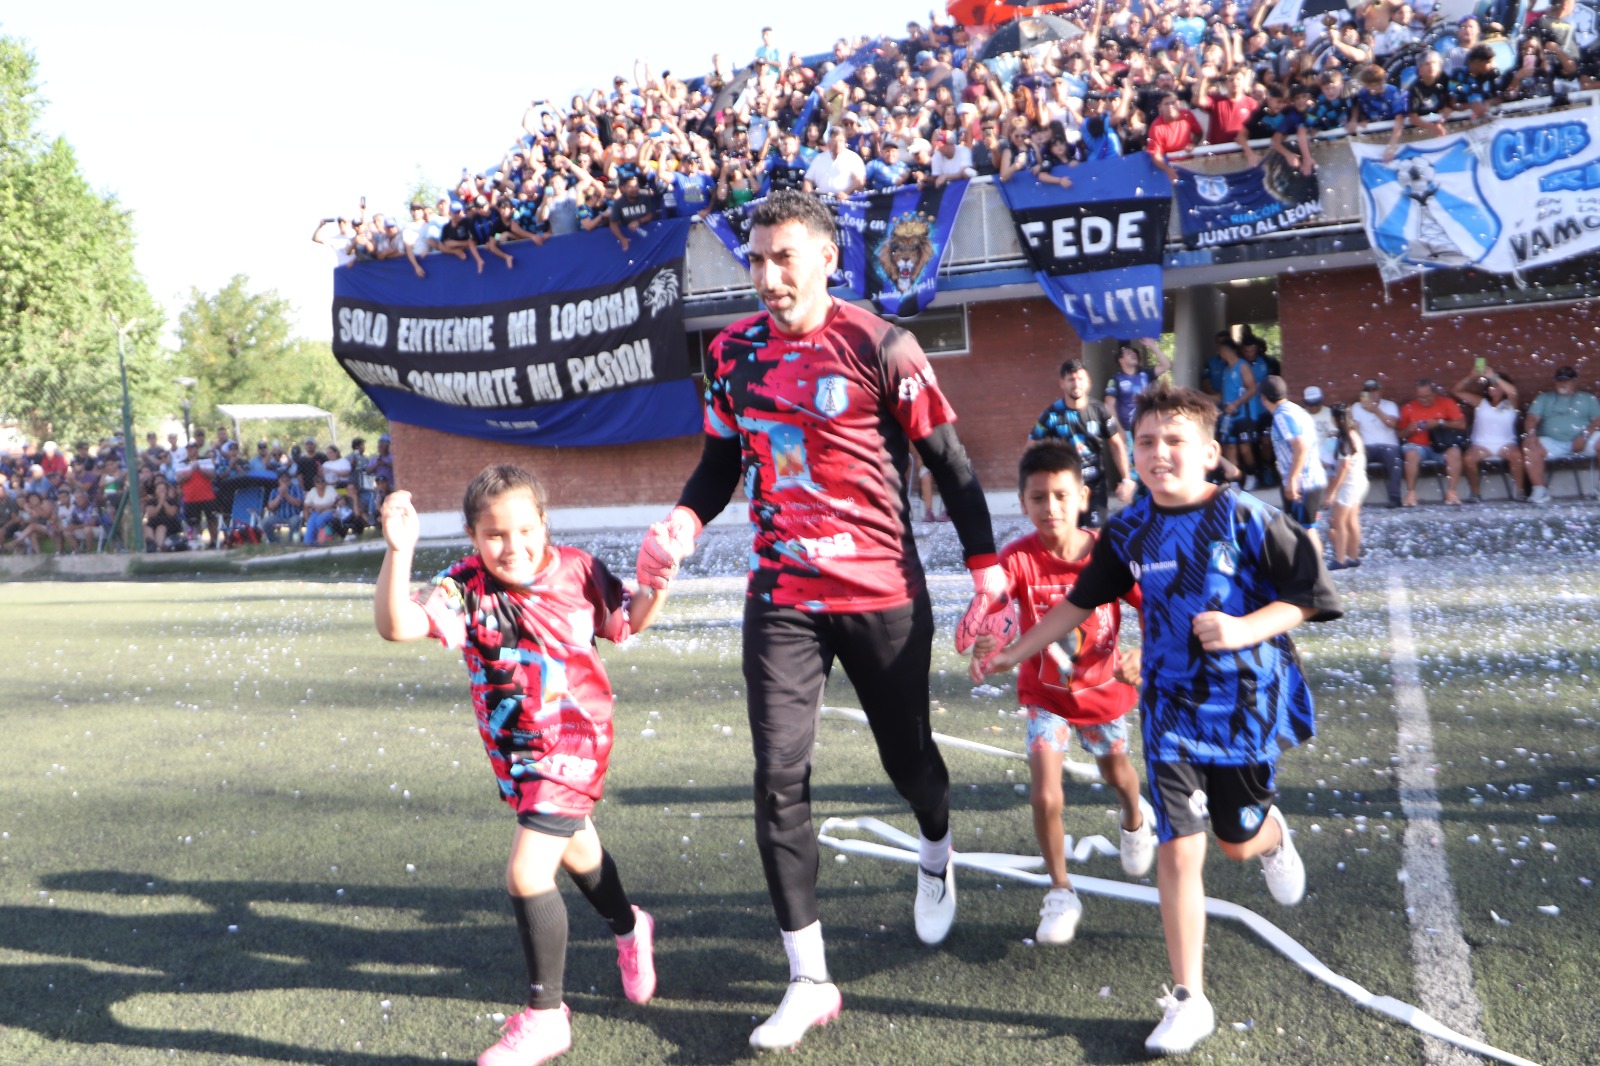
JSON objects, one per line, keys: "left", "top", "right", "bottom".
{"left": 1081, "top": 337, "right": 1119, "bottom": 393}
{"left": 1171, "top": 285, "right": 1227, "bottom": 389}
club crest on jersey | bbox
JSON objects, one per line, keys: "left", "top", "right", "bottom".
{"left": 1208, "top": 540, "right": 1239, "bottom": 577}
{"left": 1238, "top": 804, "right": 1265, "bottom": 834}
{"left": 815, "top": 375, "right": 850, "bottom": 419}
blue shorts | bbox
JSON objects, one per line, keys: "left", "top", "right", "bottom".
{"left": 1025, "top": 706, "right": 1130, "bottom": 758}
{"left": 1218, "top": 410, "right": 1257, "bottom": 445}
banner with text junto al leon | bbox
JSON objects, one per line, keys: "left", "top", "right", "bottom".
{"left": 997, "top": 156, "right": 1172, "bottom": 341}
{"left": 331, "top": 220, "right": 701, "bottom": 447}
{"left": 1353, "top": 108, "right": 1600, "bottom": 282}
{"left": 1174, "top": 160, "right": 1322, "bottom": 249}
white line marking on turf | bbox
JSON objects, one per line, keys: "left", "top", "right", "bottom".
{"left": 1386, "top": 577, "right": 1496, "bottom": 1066}
{"left": 817, "top": 703, "right": 1542, "bottom": 1066}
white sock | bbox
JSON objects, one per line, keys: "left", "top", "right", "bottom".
{"left": 919, "top": 830, "right": 952, "bottom": 876}
{"left": 781, "top": 921, "right": 828, "bottom": 983}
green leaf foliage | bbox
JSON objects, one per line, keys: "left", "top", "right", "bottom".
{"left": 178, "top": 276, "right": 386, "bottom": 440}
{"left": 0, "top": 34, "right": 166, "bottom": 444}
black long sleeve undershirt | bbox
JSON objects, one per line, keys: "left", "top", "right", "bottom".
{"left": 915, "top": 423, "right": 996, "bottom": 564}
{"left": 675, "top": 434, "right": 742, "bottom": 528}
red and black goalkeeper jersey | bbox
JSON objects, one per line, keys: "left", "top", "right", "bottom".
{"left": 420, "top": 547, "right": 632, "bottom": 818}
{"left": 704, "top": 298, "right": 956, "bottom": 613}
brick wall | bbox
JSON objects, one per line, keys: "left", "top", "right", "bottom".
{"left": 393, "top": 296, "right": 1081, "bottom": 512}
{"left": 1278, "top": 268, "right": 1600, "bottom": 402}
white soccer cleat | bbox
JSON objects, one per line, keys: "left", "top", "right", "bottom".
{"left": 1144, "top": 984, "right": 1215, "bottom": 1056}
{"left": 1035, "top": 887, "right": 1083, "bottom": 945}
{"left": 913, "top": 863, "right": 957, "bottom": 945}
{"left": 1260, "top": 805, "right": 1306, "bottom": 906}
{"left": 749, "top": 978, "right": 842, "bottom": 1051}
{"left": 1121, "top": 797, "right": 1156, "bottom": 878}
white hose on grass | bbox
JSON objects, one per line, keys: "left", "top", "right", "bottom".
{"left": 814, "top": 711, "right": 1540, "bottom": 1066}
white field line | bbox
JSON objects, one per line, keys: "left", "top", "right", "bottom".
{"left": 1386, "top": 576, "right": 1495, "bottom": 1066}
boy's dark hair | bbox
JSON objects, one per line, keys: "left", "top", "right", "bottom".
{"left": 1258, "top": 374, "right": 1288, "bottom": 403}
{"left": 1058, "top": 357, "right": 1086, "bottom": 376}
{"left": 462, "top": 464, "right": 548, "bottom": 529}
{"left": 1467, "top": 43, "right": 1496, "bottom": 64}
{"left": 1018, "top": 439, "right": 1083, "bottom": 493}
{"left": 1132, "top": 383, "right": 1219, "bottom": 438}
{"left": 751, "top": 189, "right": 837, "bottom": 244}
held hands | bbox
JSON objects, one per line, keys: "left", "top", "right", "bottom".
{"left": 969, "top": 633, "right": 1018, "bottom": 683}
{"left": 380, "top": 491, "right": 420, "bottom": 553}
{"left": 636, "top": 505, "right": 702, "bottom": 590}
{"left": 954, "top": 562, "right": 1017, "bottom": 653}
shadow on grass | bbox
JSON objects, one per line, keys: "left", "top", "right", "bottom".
{"left": 10, "top": 867, "right": 1160, "bottom": 1065}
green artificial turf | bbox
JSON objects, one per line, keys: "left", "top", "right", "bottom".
{"left": 0, "top": 562, "right": 1591, "bottom": 1065}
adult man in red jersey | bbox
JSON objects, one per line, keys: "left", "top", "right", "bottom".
{"left": 635, "top": 190, "right": 1003, "bottom": 1051}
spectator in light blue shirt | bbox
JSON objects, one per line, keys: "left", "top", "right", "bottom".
{"left": 755, "top": 27, "right": 781, "bottom": 68}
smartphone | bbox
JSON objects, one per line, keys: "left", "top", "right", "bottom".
{"left": 1474, "top": 356, "right": 1487, "bottom": 373}
{"left": 359, "top": 195, "right": 366, "bottom": 209}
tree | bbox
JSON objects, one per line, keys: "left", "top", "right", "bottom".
{"left": 0, "top": 35, "right": 166, "bottom": 443}
{"left": 405, "top": 165, "right": 445, "bottom": 213}
{"left": 178, "top": 276, "right": 386, "bottom": 440}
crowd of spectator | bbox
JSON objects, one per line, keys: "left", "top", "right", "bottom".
{"left": 0, "top": 430, "right": 395, "bottom": 554}
{"left": 320, "top": 2, "right": 1598, "bottom": 270}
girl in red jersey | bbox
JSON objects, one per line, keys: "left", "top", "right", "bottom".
{"left": 375, "top": 465, "right": 667, "bottom": 1066}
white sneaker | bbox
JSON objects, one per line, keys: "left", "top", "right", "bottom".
{"left": 749, "top": 978, "right": 842, "bottom": 1051}
{"left": 1530, "top": 484, "right": 1552, "bottom": 505}
{"left": 1144, "top": 984, "right": 1215, "bottom": 1055}
{"left": 1120, "top": 797, "right": 1156, "bottom": 877}
{"left": 1260, "top": 805, "right": 1306, "bottom": 906}
{"left": 1035, "top": 887, "right": 1083, "bottom": 944}
{"left": 913, "top": 864, "right": 957, "bottom": 945}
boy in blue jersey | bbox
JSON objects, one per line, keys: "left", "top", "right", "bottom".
{"left": 976, "top": 384, "right": 1341, "bottom": 1056}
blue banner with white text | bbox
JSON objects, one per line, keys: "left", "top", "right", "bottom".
{"left": 837, "top": 180, "right": 968, "bottom": 318}
{"left": 997, "top": 156, "right": 1172, "bottom": 341}
{"left": 330, "top": 220, "right": 700, "bottom": 447}
{"left": 1174, "top": 162, "right": 1322, "bottom": 250}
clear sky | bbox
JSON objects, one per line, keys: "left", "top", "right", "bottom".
{"left": 6, "top": 1, "right": 920, "bottom": 345}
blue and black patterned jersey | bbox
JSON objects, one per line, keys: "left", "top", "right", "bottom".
{"left": 1307, "top": 92, "right": 1352, "bottom": 131}
{"left": 1068, "top": 486, "right": 1342, "bottom": 766}
{"left": 1029, "top": 399, "right": 1121, "bottom": 488}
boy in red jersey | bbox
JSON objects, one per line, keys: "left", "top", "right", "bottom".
{"left": 973, "top": 441, "right": 1151, "bottom": 946}
{"left": 376, "top": 466, "right": 666, "bottom": 1066}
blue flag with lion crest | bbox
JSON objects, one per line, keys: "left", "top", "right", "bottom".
{"left": 835, "top": 180, "right": 968, "bottom": 318}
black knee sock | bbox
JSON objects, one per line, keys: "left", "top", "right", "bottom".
{"left": 511, "top": 890, "right": 568, "bottom": 1010}
{"left": 568, "top": 850, "right": 636, "bottom": 936}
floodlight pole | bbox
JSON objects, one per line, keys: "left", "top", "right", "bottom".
{"left": 113, "top": 317, "right": 145, "bottom": 554}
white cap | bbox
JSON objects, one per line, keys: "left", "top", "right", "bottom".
{"left": 1303, "top": 386, "right": 1324, "bottom": 404}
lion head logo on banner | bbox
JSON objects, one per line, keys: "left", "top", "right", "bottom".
{"left": 874, "top": 212, "right": 936, "bottom": 295}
